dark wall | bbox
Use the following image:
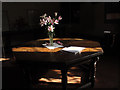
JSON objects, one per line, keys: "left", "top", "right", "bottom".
{"left": 3, "top": 2, "right": 120, "bottom": 56}
{"left": 60, "top": 2, "right": 104, "bottom": 41}
{"left": 104, "top": 2, "right": 120, "bottom": 53}
{"left": 2, "top": 2, "right": 106, "bottom": 57}
{"left": 104, "top": 2, "right": 120, "bottom": 34}
{"left": 2, "top": 2, "right": 61, "bottom": 56}
{"left": 2, "top": 2, "right": 61, "bottom": 31}
{"left": 3, "top": 2, "right": 104, "bottom": 40}
{"left": 2, "top": 2, "right": 61, "bottom": 48}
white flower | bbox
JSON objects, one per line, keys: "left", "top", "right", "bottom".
{"left": 43, "top": 19, "right": 47, "bottom": 25}
{"left": 40, "top": 22, "right": 44, "bottom": 26}
{"left": 58, "top": 16, "right": 62, "bottom": 20}
{"left": 40, "top": 13, "right": 62, "bottom": 33}
{"left": 48, "top": 25, "right": 55, "bottom": 32}
{"left": 40, "top": 13, "right": 47, "bottom": 18}
{"left": 40, "top": 19, "right": 44, "bottom": 27}
{"left": 47, "top": 16, "right": 51, "bottom": 23}
{"left": 55, "top": 12, "right": 58, "bottom": 17}
{"left": 54, "top": 20, "right": 59, "bottom": 24}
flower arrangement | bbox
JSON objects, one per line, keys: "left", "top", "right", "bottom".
{"left": 40, "top": 12, "right": 62, "bottom": 46}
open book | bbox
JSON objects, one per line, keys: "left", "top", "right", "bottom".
{"left": 62, "top": 46, "right": 85, "bottom": 54}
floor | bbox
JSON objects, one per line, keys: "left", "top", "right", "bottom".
{"left": 94, "top": 50, "right": 120, "bottom": 89}
{"left": 35, "top": 51, "right": 120, "bottom": 89}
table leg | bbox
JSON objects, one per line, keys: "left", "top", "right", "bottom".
{"left": 90, "top": 57, "right": 99, "bottom": 88}
{"left": 61, "top": 67, "right": 67, "bottom": 90}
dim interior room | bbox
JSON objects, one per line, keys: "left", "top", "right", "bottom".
{"left": 1, "top": 2, "right": 120, "bottom": 89}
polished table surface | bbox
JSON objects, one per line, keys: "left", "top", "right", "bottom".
{"left": 12, "top": 38, "right": 103, "bottom": 66}
{"left": 12, "top": 38, "right": 103, "bottom": 89}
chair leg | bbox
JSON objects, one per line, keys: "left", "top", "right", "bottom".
{"left": 90, "top": 57, "right": 99, "bottom": 88}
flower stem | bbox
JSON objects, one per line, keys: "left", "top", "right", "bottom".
{"left": 49, "top": 33, "right": 53, "bottom": 46}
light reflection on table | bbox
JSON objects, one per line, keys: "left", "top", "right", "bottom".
{"left": 0, "top": 58, "right": 10, "bottom": 61}
{"left": 12, "top": 47, "right": 103, "bottom": 53}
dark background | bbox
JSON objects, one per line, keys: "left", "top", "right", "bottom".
{"left": 2, "top": 2, "right": 120, "bottom": 55}
{"left": 2, "top": 2, "right": 120, "bottom": 89}
{"left": 2, "top": 2, "right": 104, "bottom": 46}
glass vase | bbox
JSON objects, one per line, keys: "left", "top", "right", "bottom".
{"left": 49, "top": 33, "right": 53, "bottom": 46}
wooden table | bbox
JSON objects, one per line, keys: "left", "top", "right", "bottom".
{"left": 12, "top": 38, "right": 103, "bottom": 90}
